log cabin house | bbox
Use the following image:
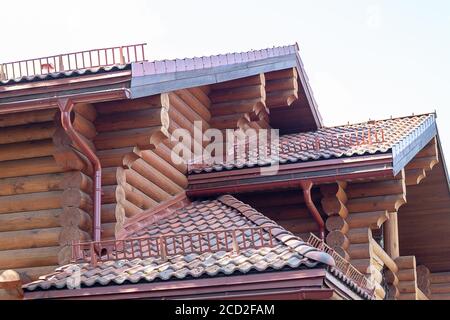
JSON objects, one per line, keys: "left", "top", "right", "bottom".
{"left": 0, "top": 43, "right": 449, "bottom": 300}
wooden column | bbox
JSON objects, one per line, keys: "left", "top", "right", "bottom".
{"left": 383, "top": 212, "right": 399, "bottom": 259}
{"left": 321, "top": 181, "right": 350, "bottom": 260}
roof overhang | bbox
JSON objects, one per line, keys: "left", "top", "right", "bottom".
{"left": 0, "top": 70, "right": 131, "bottom": 111}
{"left": 187, "top": 153, "right": 394, "bottom": 197}
{"left": 24, "top": 269, "right": 331, "bottom": 300}
{"left": 130, "top": 47, "right": 323, "bottom": 131}
{"left": 0, "top": 88, "right": 131, "bottom": 114}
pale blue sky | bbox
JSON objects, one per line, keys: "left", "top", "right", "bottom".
{"left": 2, "top": 0, "right": 449, "bottom": 169}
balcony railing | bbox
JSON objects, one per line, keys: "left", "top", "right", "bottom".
{"left": 307, "top": 233, "right": 375, "bottom": 297}
{"left": 0, "top": 43, "right": 146, "bottom": 81}
{"left": 71, "top": 226, "right": 274, "bottom": 266}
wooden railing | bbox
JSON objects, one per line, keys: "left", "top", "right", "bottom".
{"left": 0, "top": 43, "right": 146, "bottom": 81}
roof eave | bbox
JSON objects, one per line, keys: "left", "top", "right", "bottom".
{"left": 187, "top": 153, "right": 394, "bottom": 197}
{"left": 23, "top": 268, "right": 328, "bottom": 300}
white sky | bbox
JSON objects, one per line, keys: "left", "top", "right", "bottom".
{"left": 2, "top": 0, "right": 449, "bottom": 170}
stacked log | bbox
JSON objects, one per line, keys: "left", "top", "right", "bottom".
{"left": 341, "top": 176, "right": 407, "bottom": 299}
{"left": 430, "top": 271, "right": 450, "bottom": 300}
{"left": 94, "top": 94, "right": 192, "bottom": 236}
{"left": 0, "top": 108, "right": 66, "bottom": 281}
{"left": 236, "top": 189, "right": 320, "bottom": 239}
{"left": 209, "top": 74, "right": 268, "bottom": 131}
{"left": 264, "top": 68, "right": 299, "bottom": 108}
{"left": 404, "top": 138, "right": 439, "bottom": 186}
{"left": 320, "top": 182, "right": 350, "bottom": 260}
{"left": 53, "top": 104, "right": 96, "bottom": 264}
{"left": 395, "top": 256, "right": 418, "bottom": 300}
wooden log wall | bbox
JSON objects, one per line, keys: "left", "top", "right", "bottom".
{"left": 209, "top": 74, "right": 269, "bottom": 132}
{"left": 404, "top": 138, "right": 439, "bottom": 186}
{"left": 53, "top": 104, "right": 96, "bottom": 266}
{"left": 430, "top": 271, "right": 450, "bottom": 299}
{"left": 0, "top": 109, "right": 69, "bottom": 282}
{"left": 329, "top": 174, "right": 408, "bottom": 299}
{"left": 236, "top": 189, "right": 321, "bottom": 240}
{"left": 264, "top": 68, "right": 299, "bottom": 108}
{"left": 94, "top": 95, "right": 171, "bottom": 237}
{"left": 395, "top": 256, "right": 418, "bottom": 300}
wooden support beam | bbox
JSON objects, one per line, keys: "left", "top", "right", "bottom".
{"left": 346, "top": 194, "right": 406, "bottom": 213}
{"left": 405, "top": 168, "right": 426, "bottom": 186}
{"left": 371, "top": 239, "right": 398, "bottom": 273}
{"left": 383, "top": 212, "right": 400, "bottom": 259}
{"left": 346, "top": 179, "right": 405, "bottom": 198}
{"left": 347, "top": 211, "right": 389, "bottom": 229}
{"left": 395, "top": 256, "right": 416, "bottom": 270}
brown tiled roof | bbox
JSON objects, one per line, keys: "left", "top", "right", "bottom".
{"left": 24, "top": 195, "right": 334, "bottom": 292}
{"left": 0, "top": 65, "right": 130, "bottom": 85}
{"left": 189, "top": 114, "right": 435, "bottom": 173}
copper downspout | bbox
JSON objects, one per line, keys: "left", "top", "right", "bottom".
{"left": 300, "top": 180, "right": 325, "bottom": 240}
{"left": 57, "top": 98, "right": 102, "bottom": 243}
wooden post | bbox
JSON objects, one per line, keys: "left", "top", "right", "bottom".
{"left": 383, "top": 212, "right": 400, "bottom": 259}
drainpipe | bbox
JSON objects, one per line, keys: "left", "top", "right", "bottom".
{"left": 57, "top": 98, "right": 102, "bottom": 244}
{"left": 300, "top": 180, "right": 325, "bottom": 240}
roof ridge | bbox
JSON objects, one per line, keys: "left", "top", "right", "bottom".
{"left": 132, "top": 44, "right": 299, "bottom": 77}
{"left": 147, "top": 44, "right": 298, "bottom": 64}
{"left": 217, "top": 195, "right": 335, "bottom": 267}
{"left": 322, "top": 112, "right": 435, "bottom": 130}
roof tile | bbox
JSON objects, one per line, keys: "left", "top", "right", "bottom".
{"left": 24, "top": 196, "right": 334, "bottom": 292}
{"left": 190, "top": 114, "right": 434, "bottom": 173}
